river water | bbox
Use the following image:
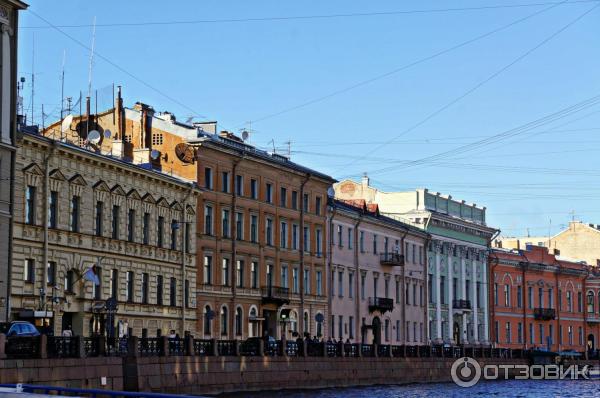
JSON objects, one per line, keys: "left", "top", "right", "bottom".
{"left": 225, "top": 380, "right": 600, "bottom": 397}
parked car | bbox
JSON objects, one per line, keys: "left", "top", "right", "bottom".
{"left": 0, "top": 321, "right": 41, "bottom": 337}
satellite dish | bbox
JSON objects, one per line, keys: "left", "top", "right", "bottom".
{"left": 61, "top": 114, "right": 73, "bottom": 133}
{"left": 175, "top": 143, "right": 196, "bottom": 164}
{"left": 150, "top": 149, "right": 161, "bottom": 160}
{"left": 88, "top": 130, "right": 101, "bottom": 144}
{"left": 241, "top": 130, "right": 249, "bottom": 141}
{"left": 104, "top": 129, "right": 112, "bottom": 139}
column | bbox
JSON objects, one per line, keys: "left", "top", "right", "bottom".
{"left": 435, "top": 243, "right": 442, "bottom": 343}
{"left": 460, "top": 248, "right": 467, "bottom": 344}
{"left": 447, "top": 243, "right": 454, "bottom": 344}
{"left": 1, "top": 25, "right": 11, "bottom": 144}
{"left": 471, "top": 252, "right": 479, "bottom": 344}
{"left": 481, "top": 251, "right": 490, "bottom": 344}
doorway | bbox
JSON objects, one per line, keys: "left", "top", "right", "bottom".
{"left": 372, "top": 317, "right": 381, "bottom": 345}
{"left": 453, "top": 321, "right": 460, "bottom": 344}
{"left": 588, "top": 334, "right": 595, "bottom": 351}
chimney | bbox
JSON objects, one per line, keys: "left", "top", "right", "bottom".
{"left": 111, "top": 86, "right": 125, "bottom": 158}
{"left": 361, "top": 172, "right": 369, "bottom": 188}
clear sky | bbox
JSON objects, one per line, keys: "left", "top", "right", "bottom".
{"left": 17, "top": 0, "right": 600, "bottom": 238}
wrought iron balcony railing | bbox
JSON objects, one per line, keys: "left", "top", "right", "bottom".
{"left": 368, "top": 297, "right": 394, "bottom": 313}
{"left": 261, "top": 286, "right": 290, "bottom": 306}
{"left": 379, "top": 253, "right": 405, "bottom": 267}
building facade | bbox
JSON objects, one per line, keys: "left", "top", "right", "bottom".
{"left": 334, "top": 176, "right": 498, "bottom": 345}
{"left": 12, "top": 131, "right": 199, "bottom": 337}
{"left": 193, "top": 133, "right": 334, "bottom": 341}
{"left": 328, "top": 199, "right": 429, "bottom": 345}
{"left": 497, "top": 221, "right": 600, "bottom": 267}
{"left": 489, "top": 246, "right": 599, "bottom": 352}
{"left": 0, "top": 0, "right": 26, "bottom": 323}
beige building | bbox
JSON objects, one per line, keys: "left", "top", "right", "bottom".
{"left": 496, "top": 221, "right": 600, "bottom": 266}
{"left": 329, "top": 199, "right": 429, "bottom": 345}
{"left": 12, "top": 131, "right": 199, "bottom": 337}
{"left": 0, "top": 0, "right": 27, "bottom": 322}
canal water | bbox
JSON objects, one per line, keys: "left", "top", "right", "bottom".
{"left": 224, "top": 380, "right": 600, "bottom": 397}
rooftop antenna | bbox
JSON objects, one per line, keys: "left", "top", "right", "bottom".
{"left": 30, "top": 33, "right": 35, "bottom": 126}
{"left": 284, "top": 140, "right": 291, "bottom": 158}
{"left": 269, "top": 139, "right": 275, "bottom": 153}
{"left": 87, "top": 16, "right": 96, "bottom": 99}
{"left": 60, "top": 49, "right": 66, "bottom": 120}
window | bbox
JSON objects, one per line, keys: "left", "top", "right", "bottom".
{"left": 156, "top": 275, "right": 163, "bottom": 305}
{"left": 24, "top": 259, "right": 35, "bottom": 283}
{"left": 110, "top": 269, "right": 118, "bottom": 299}
{"left": 204, "top": 305, "right": 212, "bottom": 335}
{"left": 359, "top": 231, "right": 365, "bottom": 252}
{"left": 428, "top": 275, "right": 433, "bottom": 303}
{"left": 64, "top": 270, "right": 74, "bottom": 293}
{"left": 303, "top": 193, "right": 309, "bottom": 212}
{"left": 184, "top": 279, "right": 190, "bottom": 308}
{"left": 349, "top": 316, "right": 354, "bottom": 339}
{"left": 267, "top": 264, "right": 273, "bottom": 287}
{"left": 558, "top": 289, "right": 562, "bottom": 311}
{"left": 567, "top": 291, "right": 573, "bottom": 312}
{"left": 292, "top": 224, "right": 299, "bottom": 250}
{"left": 337, "top": 225, "right": 343, "bottom": 247}
{"left": 348, "top": 272, "right": 354, "bottom": 298}
{"left": 413, "top": 283, "right": 417, "bottom": 305}
{"left": 202, "top": 255, "right": 213, "bottom": 285}
{"left": 396, "top": 280, "right": 401, "bottom": 303}
{"left": 528, "top": 286, "right": 534, "bottom": 309}
{"left": 549, "top": 324, "right": 554, "bottom": 345}
{"left": 222, "top": 259, "right": 230, "bottom": 286}
{"left": 338, "top": 271, "right": 343, "bottom": 297}
{"left": 292, "top": 268, "right": 299, "bottom": 294}
{"left": 578, "top": 292, "right": 583, "bottom": 313}
{"left": 222, "top": 209, "right": 230, "bottom": 238}
{"left": 338, "top": 315, "right": 343, "bottom": 340}
{"left": 504, "top": 284, "right": 510, "bottom": 307}
{"left": 587, "top": 291, "right": 595, "bottom": 313}
{"left": 266, "top": 183, "right": 273, "bottom": 203}
{"left": 315, "top": 196, "right": 322, "bottom": 215}
{"left": 348, "top": 228, "right": 353, "bottom": 249}
{"left": 494, "top": 321, "right": 499, "bottom": 343}
{"left": 281, "top": 265, "right": 288, "bottom": 289}
{"left": 266, "top": 218, "right": 273, "bottom": 246}
{"left": 529, "top": 323, "right": 534, "bottom": 345}
{"left": 316, "top": 228, "right": 322, "bottom": 256}
{"left": 204, "top": 167, "right": 213, "bottom": 189}
{"left": 250, "top": 215, "right": 258, "bottom": 243}
{"left": 494, "top": 283, "right": 498, "bottom": 306}
{"left": 152, "top": 132, "right": 163, "bottom": 145}
{"left": 235, "top": 175, "right": 243, "bottom": 196}
{"left": 221, "top": 171, "right": 230, "bottom": 193}
{"left": 170, "top": 219, "right": 178, "bottom": 250}
{"left": 396, "top": 320, "right": 400, "bottom": 341}
{"left": 69, "top": 195, "right": 80, "bottom": 232}
{"left": 142, "top": 213, "right": 150, "bottom": 245}
{"left": 236, "top": 260, "right": 244, "bottom": 288}
{"left": 316, "top": 271, "right": 322, "bottom": 296}
{"left": 374, "top": 276, "right": 379, "bottom": 298}
{"left": 452, "top": 278, "right": 458, "bottom": 301}
{"left": 568, "top": 325, "right": 573, "bottom": 345}
{"left": 517, "top": 322, "right": 523, "bottom": 343}
{"left": 303, "top": 226, "right": 310, "bottom": 252}
{"left": 539, "top": 324, "right": 544, "bottom": 345}
{"left": 361, "top": 274, "right": 366, "bottom": 299}
{"left": 93, "top": 267, "right": 102, "bottom": 300}
{"left": 95, "top": 201, "right": 103, "bottom": 236}
{"left": 127, "top": 209, "right": 135, "bottom": 242}
{"left": 280, "top": 221, "right": 288, "bottom": 248}
{"left": 373, "top": 234, "right": 378, "bottom": 254}
{"left": 280, "top": 187, "right": 287, "bottom": 207}
{"left": 548, "top": 288, "right": 554, "bottom": 309}
{"left": 235, "top": 307, "right": 243, "bottom": 336}
{"left": 250, "top": 179, "right": 258, "bottom": 199}
{"left": 304, "top": 269, "right": 310, "bottom": 294}
{"left": 291, "top": 191, "right": 298, "bottom": 209}
{"left": 251, "top": 262, "right": 258, "bottom": 289}
{"left": 112, "top": 205, "right": 120, "bottom": 239}
{"left": 141, "top": 273, "right": 149, "bottom": 304}
{"left": 157, "top": 216, "right": 164, "bottom": 247}
{"left": 506, "top": 322, "right": 511, "bottom": 343}
{"left": 25, "top": 186, "right": 36, "bottom": 224}
{"left": 517, "top": 286, "right": 523, "bottom": 308}
{"left": 385, "top": 319, "right": 390, "bottom": 342}
{"left": 126, "top": 271, "right": 134, "bottom": 302}
{"left": 47, "top": 261, "right": 56, "bottom": 286}
{"left": 440, "top": 276, "right": 446, "bottom": 305}
{"left": 220, "top": 306, "right": 228, "bottom": 336}
{"left": 384, "top": 237, "right": 389, "bottom": 255}
{"left": 170, "top": 277, "right": 177, "bottom": 306}
{"left": 538, "top": 287, "right": 544, "bottom": 308}
{"left": 235, "top": 212, "right": 243, "bottom": 240}
{"left": 49, "top": 191, "right": 58, "bottom": 228}
{"left": 406, "top": 282, "right": 410, "bottom": 305}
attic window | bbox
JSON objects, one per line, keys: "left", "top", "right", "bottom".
{"left": 152, "top": 133, "right": 163, "bottom": 146}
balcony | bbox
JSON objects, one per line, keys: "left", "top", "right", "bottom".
{"left": 261, "top": 286, "right": 290, "bottom": 306}
{"left": 368, "top": 297, "right": 394, "bottom": 313}
{"left": 379, "top": 253, "right": 405, "bottom": 267}
{"left": 453, "top": 299, "right": 472, "bottom": 310}
{"left": 586, "top": 315, "right": 600, "bottom": 324}
{"left": 534, "top": 308, "right": 556, "bottom": 321}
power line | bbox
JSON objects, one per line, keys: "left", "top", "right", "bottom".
{"left": 334, "top": 1, "right": 600, "bottom": 174}
{"left": 243, "top": 1, "right": 569, "bottom": 127}
{"left": 20, "top": 1, "right": 600, "bottom": 29}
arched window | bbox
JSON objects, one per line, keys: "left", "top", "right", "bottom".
{"left": 249, "top": 307, "right": 258, "bottom": 337}
{"left": 587, "top": 291, "right": 595, "bottom": 314}
{"left": 303, "top": 312, "right": 309, "bottom": 334}
{"left": 203, "top": 305, "right": 212, "bottom": 335}
{"left": 235, "top": 307, "right": 243, "bottom": 336}
{"left": 220, "top": 306, "right": 228, "bottom": 336}
{"left": 290, "top": 310, "right": 298, "bottom": 333}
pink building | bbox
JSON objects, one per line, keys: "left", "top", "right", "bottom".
{"left": 328, "top": 199, "right": 429, "bottom": 345}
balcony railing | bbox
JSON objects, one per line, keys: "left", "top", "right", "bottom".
{"left": 379, "top": 253, "right": 405, "bottom": 267}
{"left": 586, "top": 315, "right": 600, "bottom": 324}
{"left": 368, "top": 297, "right": 394, "bottom": 313}
{"left": 261, "top": 286, "right": 290, "bottom": 306}
{"left": 453, "top": 299, "right": 472, "bottom": 310}
{"left": 534, "top": 308, "right": 556, "bottom": 320}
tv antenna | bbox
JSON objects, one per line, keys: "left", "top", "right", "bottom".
{"left": 87, "top": 16, "right": 96, "bottom": 99}
{"left": 60, "top": 49, "right": 66, "bottom": 120}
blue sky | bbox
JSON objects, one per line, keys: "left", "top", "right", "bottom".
{"left": 17, "top": 0, "right": 600, "bottom": 237}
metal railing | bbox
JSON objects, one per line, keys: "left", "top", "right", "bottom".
{"left": 47, "top": 336, "right": 78, "bottom": 358}
{"left": 368, "top": 297, "right": 394, "bottom": 313}
{"left": 452, "top": 299, "right": 472, "bottom": 310}
{"left": 379, "top": 253, "right": 405, "bottom": 266}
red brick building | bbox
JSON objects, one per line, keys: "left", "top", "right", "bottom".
{"left": 489, "top": 246, "right": 599, "bottom": 353}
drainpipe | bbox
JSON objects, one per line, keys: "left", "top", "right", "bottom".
{"left": 41, "top": 141, "right": 57, "bottom": 312}
{"left": 583, "top": 267, "right": 590, "bottom": 357}
{"left": 423, "top": 235, "right": 431, "bottom": 344}
{"left": 180, "top": 183, "right": 194, "bottom": 335}
{"left": 230, "top": 157, "right": 241, "bottom": 339}
{"left": 327, "top": 203, "right": 335, "bottom": 339}
{"left": 299, "top": 173, "right": 310, "bottom": 334}
{"left": 490, "top": 255, "right": 498, "bottom": 347}
{"left": 354, "top": 214, "right": 362, "bottom": 343}
{"left": 522, "top": 261, "right": 527, "bottom": 350}
{"left": 399, "top": 229, "right": 408, "bottom": 345}
{"left": 554, "top": 261, "right": 560, "bottom": 353}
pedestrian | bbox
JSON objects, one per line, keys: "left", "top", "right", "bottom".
{"left": 62, "top": 325, "right": 73, "bottom": 337}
